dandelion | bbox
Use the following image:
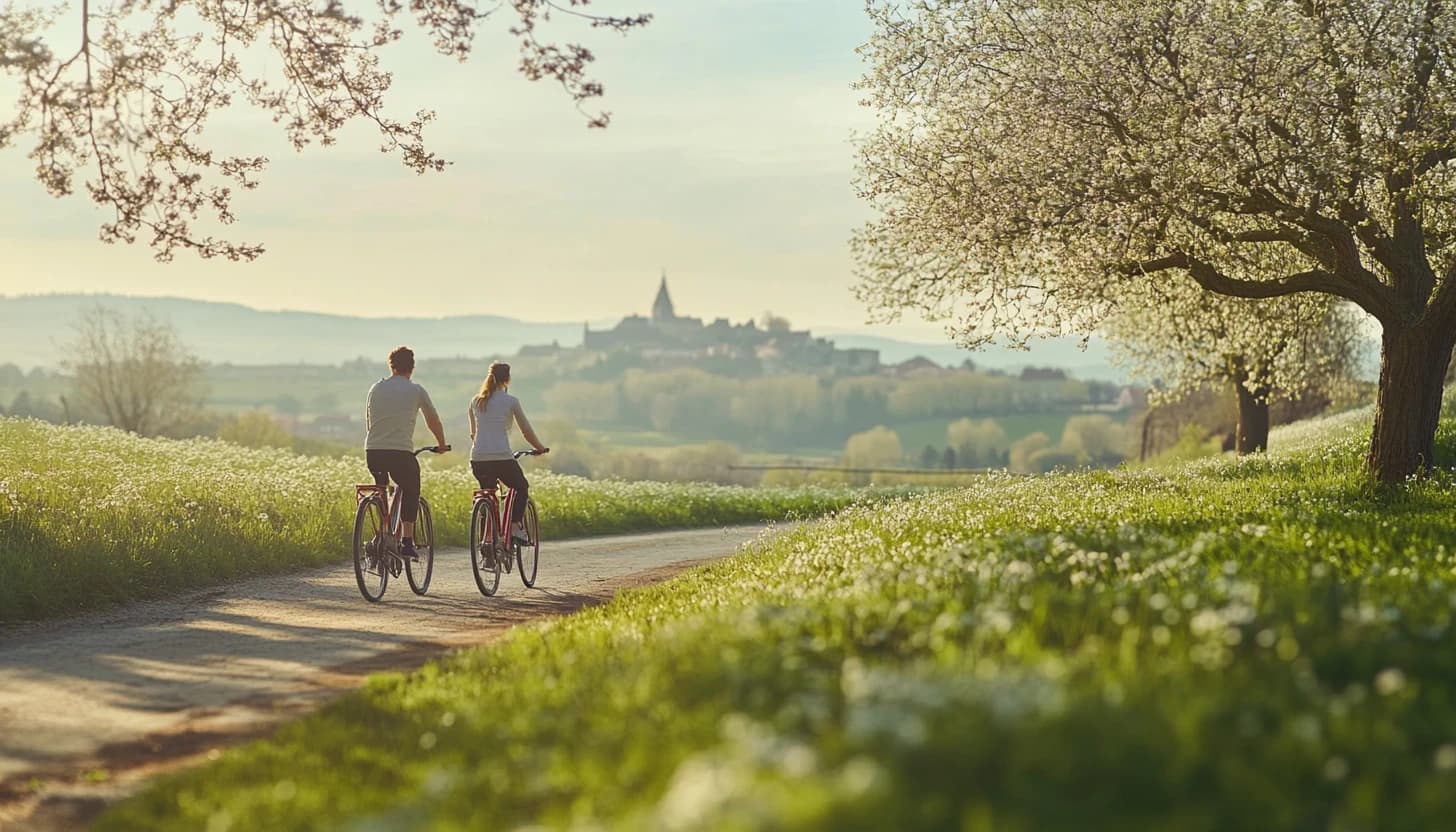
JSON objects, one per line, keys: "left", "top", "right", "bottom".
{"left": 1375, "top": 669, "right": 1407, "bottom": 696}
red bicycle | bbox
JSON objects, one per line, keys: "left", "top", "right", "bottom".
{"left": 352, "top": 445, "right": 448, "bottom": 602}
{"left": 469, "top": 449, "right": 543, "bottom": 597}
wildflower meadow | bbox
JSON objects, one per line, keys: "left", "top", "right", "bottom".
{"left": 0, "top": 418, "right": 886, "bottom": 621}
{"left": 97, "top": 404, "right": 1456, "bottom": 830}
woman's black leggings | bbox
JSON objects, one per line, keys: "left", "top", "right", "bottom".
{"left": 366, "top": 450, "right": 421, "bottom": 523}
{"left": 471, "top": 459, "right": 530, "bottom": 524}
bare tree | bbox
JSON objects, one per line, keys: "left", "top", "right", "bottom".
{"left": 0, "top": 1, "right": 649, "bottom": 261}
{"left": 64, "top": 306, "right": 206, "bottom": 436}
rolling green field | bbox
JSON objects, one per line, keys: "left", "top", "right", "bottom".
{"left": 584, "top": 409, "right": 1114, "bottom": 460}
{"left": 0, "top": 418, "right": 897, "bottom": 622}
{"left": 97, "top": 404, "right": 1456, "bottom": 830}
{"left": 890, "top": 410, "right": 1118, "bottom": 453}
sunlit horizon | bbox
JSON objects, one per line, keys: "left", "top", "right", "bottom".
{"left": 0, "top": 1, "right": 958, "bottom": 343}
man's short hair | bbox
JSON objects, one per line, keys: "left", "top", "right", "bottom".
{"left": 388, "top": 346, "right": 415, "bottom": 374}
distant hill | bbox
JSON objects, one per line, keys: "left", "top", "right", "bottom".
{"left": 0, "top": 294, "right": 1127, "bottom": 380}
{"left": 0, "top": 294, "right": 592, "bottom": 369}
{"left": 821, "top": 332, "right": 1124, "bottom": 382}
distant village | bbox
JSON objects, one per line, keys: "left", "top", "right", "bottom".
{"left": 518, "top": 275, "right": 882, "bottom": 374}
{"left": 520, "top": 275, "right": 1102, "bottom": 384}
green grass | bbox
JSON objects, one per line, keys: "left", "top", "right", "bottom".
{"left": 95, "top": 405, "right": 1456, "bottom": 830}
{"left": 585, "top": 410, "right": 1110, "bottom": 459}
{"left": 0, "top": 418, "right": 892, "bottom": 622}
{"left": 890, "top": 409, "right": 1113, "bottom": 452}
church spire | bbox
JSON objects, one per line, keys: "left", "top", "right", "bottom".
{"left": 652, "top": 269, "right": 676, "bottom": 322}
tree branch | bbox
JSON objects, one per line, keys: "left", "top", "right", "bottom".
{"left": 1120, "top": 252, "right": 1399, "bottom": 323}
{"left": 1421, "top": 260, "right": 1456, "bottom": 335}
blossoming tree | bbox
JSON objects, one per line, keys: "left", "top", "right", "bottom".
{"left": 854, "top": 0, "right": 1456, "bottom": 483}
{"left": 0, "top": 0, "right": 647, "bottom": 261}
{"left": 1106, "top": 286, "right": 1362, "bottom": 454}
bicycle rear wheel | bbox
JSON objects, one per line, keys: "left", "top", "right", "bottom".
{"left": 469, "top": 500, "right": 502, "bottom": 597}
{"left": 353, "top": 497, "right": 389, "bottom": 602}
{"left": 406, "top": 497, "right": 435, "bottom": 596}
{"left": 517, "top": 499, "right": 539, "bottom": 587}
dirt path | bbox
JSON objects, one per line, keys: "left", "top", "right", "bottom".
{"left": 0, "top": 524, "right": 784, "bottom": 830}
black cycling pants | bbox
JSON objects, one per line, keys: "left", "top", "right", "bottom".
{"left": 471, "top": 459, "right": 529, "bottom": 524}
{"left": 367, "top": 450, "right": 421, "bottom": 524}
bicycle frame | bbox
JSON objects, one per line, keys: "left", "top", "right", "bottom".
{"left": 471, "top": 449, "right": 542, "bottom": 551}
{"left": 471, "top": 486, "right": 518, "bottom": 552}
{"left": 354, "top": 485, "right": 400, "bottom": 540}
{"left": 357, "top": 445, "right": 449, "bottom": 550}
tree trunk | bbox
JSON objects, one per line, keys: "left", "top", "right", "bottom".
{"left": 1139, "top": 410, "right": 1154, "bottom": 461}
{"left": 1367, "top": 326, "right": 1453, "bottom": 484}
{"left": 1235, "top": 382, "right": 1270, "bottom": 455}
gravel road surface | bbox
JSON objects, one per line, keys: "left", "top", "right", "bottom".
{"left": 0, "top": 523, "right": 783, "bottom": 830}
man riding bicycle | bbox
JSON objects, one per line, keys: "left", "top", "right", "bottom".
{"left": 365, "top": 346, "right": 448, "bottom": 562}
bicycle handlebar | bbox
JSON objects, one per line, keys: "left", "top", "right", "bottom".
{"left": 406, "top": 445, "right": 542, "bottom": 458}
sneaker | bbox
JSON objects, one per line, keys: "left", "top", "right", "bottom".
{"left": 512, "top": 527, "right": 531, "bottom": 546}
{"left": 400, "top": 538, "right": 420, "bottom": 562}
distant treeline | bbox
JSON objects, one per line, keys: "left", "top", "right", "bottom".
{"left": 0, "top": 361, "right": 1127, "bottom": 461}
{"left": 541, "top": 368, "right": 1123, "bottom": 448}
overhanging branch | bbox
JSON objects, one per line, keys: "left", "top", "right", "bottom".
{"left": 1120, "top": 253, "right": 1398, "bottom": 323}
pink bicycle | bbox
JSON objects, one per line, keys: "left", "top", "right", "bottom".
{"left": 469, "top": 449, "right": 542, "bottom": 597}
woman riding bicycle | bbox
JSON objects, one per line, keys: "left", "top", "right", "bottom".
{"left": 468, "top": 362, "right": 548, "bottom": 545}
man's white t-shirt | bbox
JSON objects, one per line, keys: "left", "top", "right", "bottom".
{"left": 365, "top": 375, "right": 438, "bottom": 452}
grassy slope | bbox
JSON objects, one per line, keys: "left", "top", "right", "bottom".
{"left": 97, "top": 405, "right": 1456, "bottom": 830}
{"left": 0, "top": 419, "right": 888, "bottom": 622}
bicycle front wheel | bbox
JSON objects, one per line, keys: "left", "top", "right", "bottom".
{"left": 469, "top": 499, "right": 502, "bottom": 597}
{"left": 406, "top": 497, "right": 435, "bottom": 596}
{"left": 353, "top": 497, "right": 389, "bottom": 602}
{"left": 517, "top": 499, "right": 539, "bottom": 588}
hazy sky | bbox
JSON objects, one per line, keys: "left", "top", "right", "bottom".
{"left": 0, "top": 1, "right": 950, "bottom": 340}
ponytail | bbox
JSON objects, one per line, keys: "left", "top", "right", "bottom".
{"left": 472, "top": 362, "right": 511, "bottom": 412}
